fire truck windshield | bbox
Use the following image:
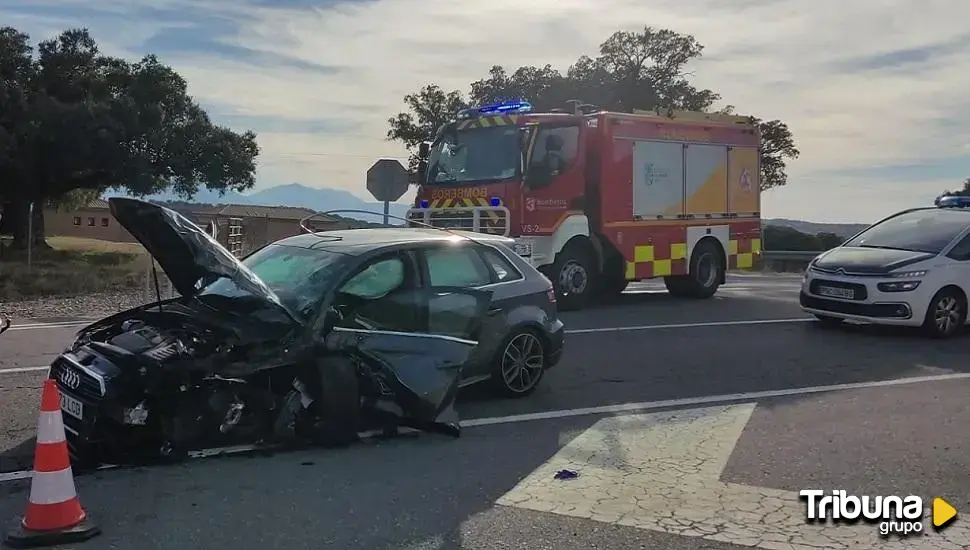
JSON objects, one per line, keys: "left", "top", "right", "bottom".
{"left": 425, "top": 125, "right": 520, "bottom": 184}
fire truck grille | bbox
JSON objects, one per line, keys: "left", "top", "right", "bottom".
{"left": 406, "top": 207, "right": 509, "bottom": 236}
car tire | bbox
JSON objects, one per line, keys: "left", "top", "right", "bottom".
{"left": 491, "top": 328, "right": 547, "bottom": 398}
{"left": 665, "top": 239, "right": 723, "bottom": 299}
{"left": 922, "top": 287, "right": 967, "bottom": 339}
{"left": 813, "top": 314, "right": 844, "bottom": 327}
{"left": 549, "top": 242, "right": 594, "bottom": 310}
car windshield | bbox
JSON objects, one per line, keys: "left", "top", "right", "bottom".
{"left": 843, "top": 209, "right": 970, "bottom": 254}
{"left": 425, "top": 125, "right": 520, "bottom": 184}
{"left": 198, "top": 244, "right": 349, "bottom": 320}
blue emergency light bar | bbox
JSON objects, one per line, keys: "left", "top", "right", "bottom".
{"left": 937, "top": 195, "right": 970, "bottom": 208}
{"left": 457, "top": 100, "right": 533, "bottom": 119}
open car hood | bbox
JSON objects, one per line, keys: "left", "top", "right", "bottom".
{"left": 108, "top": 197, "right": 284, "bottom": 307}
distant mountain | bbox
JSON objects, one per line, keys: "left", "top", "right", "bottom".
{"left": 104, "top": 184, "right": 867, "bottom": 235}
{"left": 103, "top": 183, "right": 410, "bottom": 224}
{"left": 247, "top": 183, "right": 410, "bottom": 224}
{"left": 765, "top": 219, "right": 869, "bottom": 239}
{"left": 103, "top": 187, "right": 255, "bottom": 205}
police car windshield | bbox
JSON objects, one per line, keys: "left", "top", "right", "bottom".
{"left": 426, "top": 125, "right": 519, "bottom": 184}
{"left": 844, "top": 209, "right": 970, "bottom": 254}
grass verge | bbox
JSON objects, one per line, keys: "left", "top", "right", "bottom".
{"left": 0, "top": 236, "right": 150, "bottom": 300}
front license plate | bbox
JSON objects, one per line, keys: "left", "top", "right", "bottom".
{"left": 818, "top": 285, "right": 854, "bottom": 299}
{"left": 60, "top": 393, "right": 83, "bottom": 421}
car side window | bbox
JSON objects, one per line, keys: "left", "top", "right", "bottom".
{"left": 947, "top": 233, "right": 970, "bottom": 261}
{"left": 340, "top": 257, "right": 405, "bottom": 299}
{"left": 481, "top": 247, "right": 523, "bottom": 283}
{"left": 331, "top": 255, "right": 424, "bottom": 332}
{"left": 425, "top": 246, "right": 492, "bottom": 287}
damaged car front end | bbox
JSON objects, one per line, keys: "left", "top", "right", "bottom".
{"left": 50, "top": 198, "right": 491, "bottom": 467}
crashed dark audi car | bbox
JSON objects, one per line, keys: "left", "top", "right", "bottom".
{"left": 50, "top": 197, "right": 563, "bottom": 467}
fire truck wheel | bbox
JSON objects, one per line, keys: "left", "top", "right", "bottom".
{"left": 550, "top": 243, "right": 594, "bottom": 310}
{"left": 681, "top": 239, "right": 724, "bottom": 299}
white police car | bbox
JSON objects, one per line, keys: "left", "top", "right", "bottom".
{"left": 800, "top": 196, "right": 970, "bottom": 338}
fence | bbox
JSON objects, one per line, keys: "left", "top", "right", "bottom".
{"left": 760, "top": 250, "right": 823, "bottom": 272}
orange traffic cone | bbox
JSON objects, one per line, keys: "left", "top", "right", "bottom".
{"left": 4, "top": 379, "right": 100, "bottom": 548}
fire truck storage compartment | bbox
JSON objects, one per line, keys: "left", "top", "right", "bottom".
{"left": 684, "top": 144, "right": 729, "bottom": 218}
{"left": 632, "top": 140, "right": 735, "bottom": 220}
{"left": 632, "top": 140, "right": 684, "bottom": 219}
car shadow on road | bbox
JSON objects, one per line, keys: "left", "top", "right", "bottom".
{"left": 0, "top": 438, "right": 35, "bottom": 477}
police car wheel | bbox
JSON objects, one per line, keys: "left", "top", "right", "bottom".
{"left": 922, "top": 287, "right": 966, "bottom": 338}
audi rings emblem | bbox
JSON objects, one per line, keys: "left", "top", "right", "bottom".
{"left": 58, "top": 368, "right": 81, "bottom": 390}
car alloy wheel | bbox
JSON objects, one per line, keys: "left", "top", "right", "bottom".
{"left": 500, "top": 332, "right": 545, "bottom": 394}
{"left": 933, "top": 294, "right": 963, "bottom": 336}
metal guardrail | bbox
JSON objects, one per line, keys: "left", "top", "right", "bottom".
{"left": 760, "top": 250, "right": 824, "bottom": 261}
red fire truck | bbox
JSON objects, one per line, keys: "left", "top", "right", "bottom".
{"left": 407, "top": 100, "right": 762, "bottom": 310}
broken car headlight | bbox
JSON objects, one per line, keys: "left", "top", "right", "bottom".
{"left": 122, "top": 401, "right": 149, "bottom": 425}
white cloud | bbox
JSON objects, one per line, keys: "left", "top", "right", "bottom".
{"left": 3, "top": 0, "right": 970, "bottom": 221}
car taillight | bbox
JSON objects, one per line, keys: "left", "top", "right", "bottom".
{"left": 547, "top": 289, "right": 556, "bottom": 303}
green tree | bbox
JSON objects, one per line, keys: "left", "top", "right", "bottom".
{"left": 0, "top": 27, "right": 260, "bottom": 249}
{"left": 387, "top": 26, "right": 800, "bottom": 191}
{"left": 385, "top": 84, "right": 467, "bottom": 177}
{"left": 935, "top": 178, "right": 970, "bottom": 205}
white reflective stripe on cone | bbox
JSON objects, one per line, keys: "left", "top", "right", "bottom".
{"left": 28, "top": 468, "right": 78, "bottom": 505}
{"left": 35, "top": 411, "right": 66, "bottom": 444}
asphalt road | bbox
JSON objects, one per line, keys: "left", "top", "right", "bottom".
{"left": 2, "top": 272, "right": 970, "bottom": 549}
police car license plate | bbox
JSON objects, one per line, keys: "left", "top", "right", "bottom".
{"left": 60, "top": 393, "right": 83, "bottom": 420}
{"left": 818, "top": 285, "right": 854, "bottom": 299}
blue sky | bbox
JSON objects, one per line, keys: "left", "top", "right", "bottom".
{"left": 2, "top": 0, "right": 969, "bottom": 222}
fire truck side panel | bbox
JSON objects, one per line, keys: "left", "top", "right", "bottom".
{"left": 684, "top": 144, "right": 730, "bottom": 217}
{"left": 727, "top": 146, "right": 760, "bottom": 216}
{"left": 597, "top": 114, "right": 761, "bottom": 281}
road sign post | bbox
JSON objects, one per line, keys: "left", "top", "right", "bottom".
{"left": 366, "top": 159, "right": 410, "bottom": 226}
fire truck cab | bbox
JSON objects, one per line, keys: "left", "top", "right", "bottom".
{"left": 407, "top": 100, "right": 762, "bottom": 310}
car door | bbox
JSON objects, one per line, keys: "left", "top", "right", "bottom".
{"left": 321, "top": 250, "right": 491, "bottom": 433}
{"left": 416, "top": 242, "right": 521, "bottom": 382}
{"left": 942, "top": 231, "right": 970, "bottom": 303}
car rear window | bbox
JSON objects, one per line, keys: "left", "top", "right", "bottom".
{"left": 481, "top": 248, "right": 522, "bottom": 283}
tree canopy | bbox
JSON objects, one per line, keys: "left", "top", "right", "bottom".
{"left": 935, "top": 178, "right": 970, "bottom": 205}
{"left": 387, "top": 26, "right": 800, "bottom": 191}
{"left": 0, "top": 27, "right": 260, "bottom": 248}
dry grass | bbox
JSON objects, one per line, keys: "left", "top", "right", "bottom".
{"left": 0, "top": 236, "right": 150, "bottom": 299}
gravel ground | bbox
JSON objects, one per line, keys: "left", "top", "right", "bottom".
{"left": 2, "top": 287, "right": 177, "bottom": 321}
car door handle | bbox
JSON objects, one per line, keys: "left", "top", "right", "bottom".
{"left": 487, "top": 308, "right": 502, "bottom": 316}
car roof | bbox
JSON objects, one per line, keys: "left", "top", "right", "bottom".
{"left": 272, "top": 227, "right": 514, "bottom": 254}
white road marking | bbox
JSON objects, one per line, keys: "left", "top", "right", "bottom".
{"left": 4, "top": 372, "right": 970, "bottom": 484}
{"left": 462, "top": 372, "right": 970, "bottom": 427}
{"left": 0, "top": 366, "right": 50, "bottom": 375}
{"left": 0, "top": 318, "right": 815, "bottom": 377}
{"left": 6, "top": 321, "right": 89, "bottom": 332}
{"left": 497, "top": 404, "right": 970, "bottom": 549}
{"left": 565, "top": 317, "right": 813, "bottom": 334}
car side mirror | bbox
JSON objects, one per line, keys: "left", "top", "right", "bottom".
{"left": 418, "top": 142, "right": 430, "bottom": 158}
{"left": 321, "top": 305, "right": 343, "bottom": 336}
